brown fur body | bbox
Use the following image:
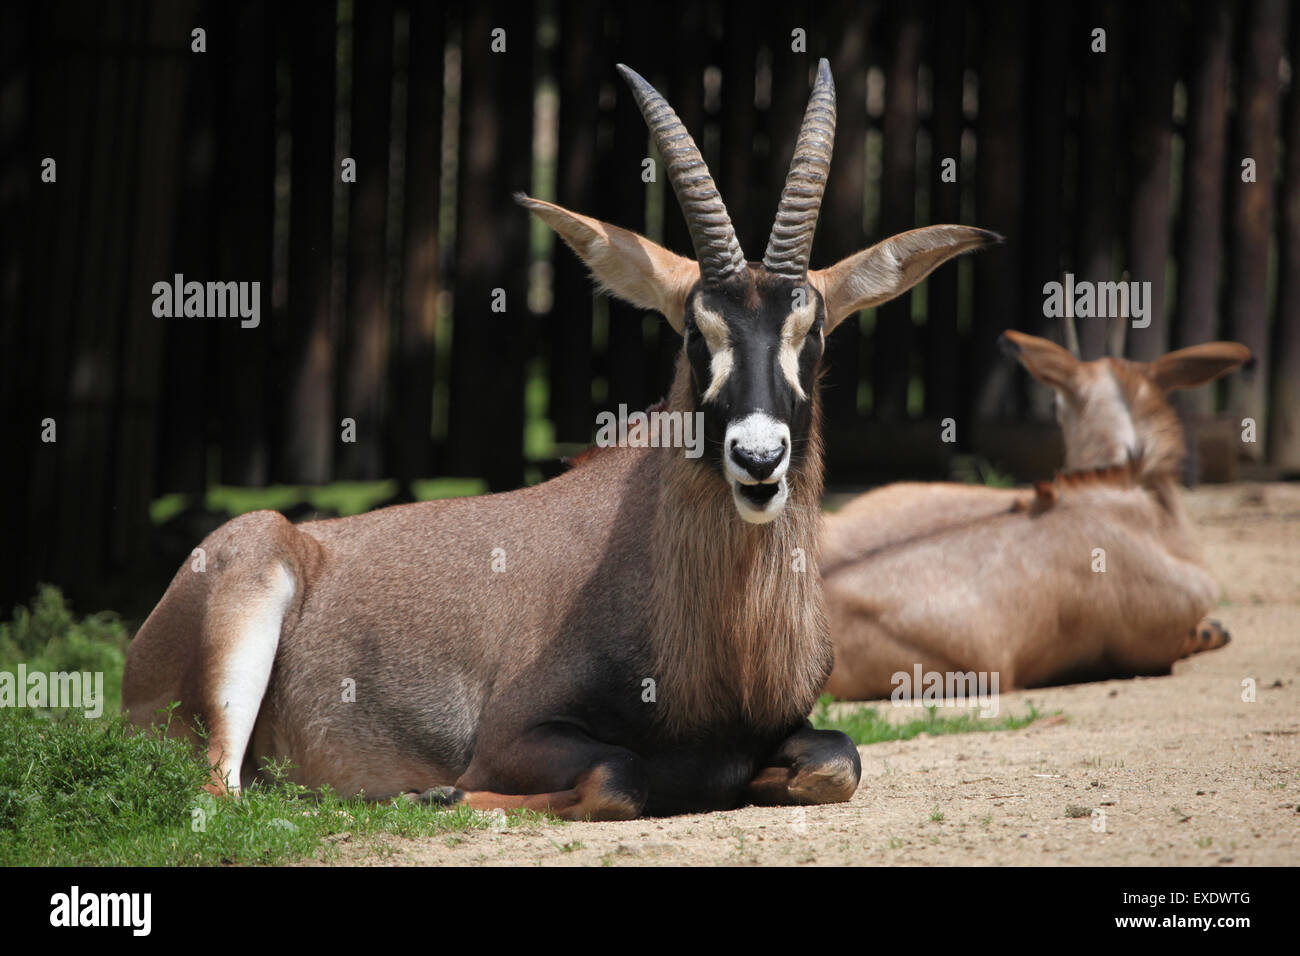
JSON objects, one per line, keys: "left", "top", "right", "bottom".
{"left": 124, "top": 60, "right": 997, "bottom": 817}
{"left": 822, "top": 334, "right": 1249, "bottom": 700}
{"left": 125, "top": 357, "right": 835, "bottom": 814}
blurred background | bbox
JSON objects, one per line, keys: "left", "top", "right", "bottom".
{"left": 2, "top": 0, "right": 1299, "bottom": 617}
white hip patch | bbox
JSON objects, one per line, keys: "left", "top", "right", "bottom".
{"left": 212, "top": 562, "right": 295, "bottom": 791}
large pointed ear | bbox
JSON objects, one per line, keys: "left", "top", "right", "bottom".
{"left": 998, "top": 329, "right": 1079, "bottom": 392}
{"left": 808, "top": 225, "right": 1001, "bottom": 331}
{"left": 1145, "top": 342, "right": 1251, "bottom": 392}
{"left": 517, "top": 194, "right": 699, "bottom": 332}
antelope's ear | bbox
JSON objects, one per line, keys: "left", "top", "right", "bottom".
{"left": 808, "top": 225, "right": 1001, "bottom": 331}
{"left": 999, "top": 329, "right": 1079, "bottom": 392}
{"left": 517, "top": 194, "right": 698, "bottom": 332}
{"left": 1146, "top": 342, "right": 1252, "bottom": 392}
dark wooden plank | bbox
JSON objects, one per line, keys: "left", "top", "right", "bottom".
{"left": 970, "top": 0, "right": 1027, "bottom": 418}
{"left": 761, "top": 0, "right": 816, "bottom": 227}
{"left": 546, "top": 1, "right": 599, "bottom": 444}
{"left": 338, "top": 0, "right": 395, "bottom": 480}
{"left": 155, "top": 0, "right": 219, "bottom": 498}
{"left": 1173, "top": 0, "right": 1232, "bottom": 422}
{"left": 718, "top": 1, "right": 759, "bottom": 253}
{"left": 1073, "top": 0, "right": 1122, "bottom": 360}
{"left": 1225, "top": 0, "right": 1286, "bottom": 461}
{"left": 872, "top": 3, "right": 923, "bottom": 423}
{"left": 923, "top": 0, "right": 966, "bottom": 423}
{"left": 1018, "top": 0, "right": 1067, "bottom": 420}
{"left": 1269, "top": 0, "right": 1300, "bottom": 469}
{"left": 51, "top": 0, "right": 136, "bottom": 602}
{"left": 1123, "top": 0, "right": 1179, "bottom": 363}
{"left": 0, "top": 0, "right": 48, "bottom": 609}
{"left": 107, "top": 0, "right": 195, "bottom": 585}
{"left": 272, "top": 1, "right": 337, "bottom": 484}
{"left": 448, "top": 1, "right": 534, "bottom": 489}
{"left": 390, "top": 0, "right": 444, "bottom": 481}
{"left": 815, "top": 0, "right": 872, "bottom": 433}
{"left": 213, "top": 0, "right": 275, "bottom": 486}
{"left": 595, "top": 3, "right": 653, "bottom": 414}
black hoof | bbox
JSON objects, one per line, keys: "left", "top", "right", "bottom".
{"left": 1194, "top": 618, "right": 1231, "bottom": 651}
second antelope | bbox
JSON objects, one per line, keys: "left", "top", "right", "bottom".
{"left": 122, "top": 61, "right": 996, "bottom": 818}
{"left": 823, "top": 329, "right": 1250, "bottom": 700}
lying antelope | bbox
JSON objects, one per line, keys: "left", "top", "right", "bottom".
{"left": 822, "top": 330, "right": 1250, "bottom": 700}
{"left": 123, "top": 61, "right": 996, "bottom": 819}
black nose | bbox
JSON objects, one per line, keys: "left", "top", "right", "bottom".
{"left": 730, "top": 443, "right": 785, "bottom": 481}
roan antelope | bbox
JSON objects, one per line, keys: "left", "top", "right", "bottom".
{"left": 123, "top": 60, "right": 997, "bottom": 818}
{"left": 822, "top": 329, "right": 1250, "bottom": 700}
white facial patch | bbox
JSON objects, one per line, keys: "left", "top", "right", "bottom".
{"left": 1068, "top": 368, "right": 1139, "bottom": 469}
{"left": 693, "top": 300, "right": 734, "bottom": 403}
{"left": 704, "top": 350, "right": 734, "bottom": 403}
{"left": 732, "top": 477, "right": 789, "bottom": 524}
{"left": 686, "top": 299, "right": 738, "bottom": 403}
{"left": 724, "top": 412, "right": 791, "bottom": 484}
{"left": 724, "top": 411, "right": 792, "bottom": 524}
{"left": 778, "top": 299, "right": 817, "bottom": 401}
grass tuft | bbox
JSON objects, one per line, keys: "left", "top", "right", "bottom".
{"left": 0, "top": 707, "right": 548, "bottom": 865}
{"left": 811, "top": 693, "right": 1048, "bottom": 745}
{"left": 1, "top": 584, "right": 130, "bottom": 716}
{"left": 0, "top": 588, "right": 547, "bottom": 865}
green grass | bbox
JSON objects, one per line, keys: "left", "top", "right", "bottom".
{"left": 0, "top": 708, "right": 546, "bottom": 866}
{"left": 1, "top": 585, "right": 130, "bottom": 716}
{"left": 0, "top": 588, "right": 546, "bottom": 865}
{"left": 524, "top": 357, "right": 557, "bottom": 463}
{"left": 949, "top": 455, "right": 1018, "bottom": 488}
{"left": 811, "top": 693, "right": 1048, "bottom": 746}
{"left": 151, "top": 478, "right": 489, "bottom": 524}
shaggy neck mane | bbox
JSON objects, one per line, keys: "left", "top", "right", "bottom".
{"left": 1014, "top": 447, "right": 1185, "bottom": 519}
{"left": 648, "top": 354, "right": 831, "bottom": 737}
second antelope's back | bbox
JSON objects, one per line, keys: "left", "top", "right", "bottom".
{"left": 823, "top": 332, "right": 1250, "bottom": 700}
{"left": 123, "top": 60, "right": 995, "bottom": 818}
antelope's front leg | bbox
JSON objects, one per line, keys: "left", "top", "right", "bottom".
{"left": 1178, "top": 616, "right": 1231, "bottom": 658}
{"left": 744, "top": 724, "right": 861, "bottom": 806}
{"left": 428, "top": 722, "right": 650, "bottom": 821}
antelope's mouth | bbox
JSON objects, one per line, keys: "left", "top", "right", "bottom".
{"left": 730, "top": 475, "right": 789, "bottom": 524}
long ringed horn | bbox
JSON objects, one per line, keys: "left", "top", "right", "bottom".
{"left": 763, "top": 58, "right": 837, "bottom": 280}
{"left": 616, "top": 64, "right": 747, "bottom": 283}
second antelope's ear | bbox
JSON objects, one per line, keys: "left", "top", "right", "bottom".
{"left": 517, "top": 194, "right": 698, "bottom": 333}
{"left": 808, "top": 225, "right": 1002, "bottom": 331}
{"left": 999, "top": 329, "right": 1079, "bottom": 391}
{"left": 1146, "top": 342, "right": 1252, "bottom": 392}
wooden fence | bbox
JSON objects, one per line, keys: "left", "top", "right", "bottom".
{"left": 3, "top": 0, "right": 1299, "bottom": 613}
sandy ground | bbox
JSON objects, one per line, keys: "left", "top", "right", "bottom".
{"left": 318, "top": 482, "right": 1299, "bottom": 867}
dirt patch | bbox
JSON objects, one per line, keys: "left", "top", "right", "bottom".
{"left": 312, "top": 482, "right": 1300, "bottom": 866}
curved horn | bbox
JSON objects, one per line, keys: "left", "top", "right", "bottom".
{"left": 616, "top": 64, "right": 747, "bottom": 283}
{"left": 763, "top": 58, "right": 837, "bottom": 279}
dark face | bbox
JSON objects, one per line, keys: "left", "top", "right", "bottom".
{"left": 681, "top": 271, "right": 826, "bottom": 523}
